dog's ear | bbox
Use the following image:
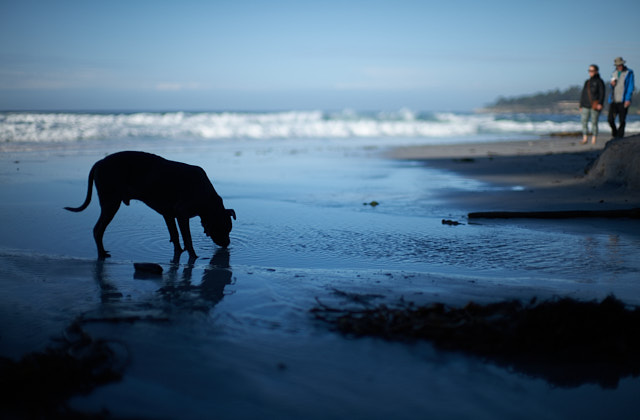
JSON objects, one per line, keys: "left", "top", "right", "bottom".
{"left": 227, "top": 209, "right": 236, "bottom": 220}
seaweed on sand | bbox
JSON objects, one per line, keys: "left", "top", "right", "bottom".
{"left": 0, "top": 320, "right": 128, "bottom": 419}
{"left": 312, "top": 295, "right": 640, "bottom": 388}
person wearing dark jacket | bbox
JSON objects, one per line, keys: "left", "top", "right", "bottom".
{"left": 580, "top": 64, "right": 605, "bottom": 145}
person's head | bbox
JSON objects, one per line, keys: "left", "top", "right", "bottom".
{"left": 589, "top": 65, "right": 599, "bottom": 75}
{"left": 614, "top": 57, "right": 626, "bottom": 70}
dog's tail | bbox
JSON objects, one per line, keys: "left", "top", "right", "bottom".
{"left": 64, "top": 165, "right": 96, "bottom": 212}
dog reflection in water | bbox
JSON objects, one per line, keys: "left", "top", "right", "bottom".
{"left": 95, "top": 248, "right": 233, "bottom": 314}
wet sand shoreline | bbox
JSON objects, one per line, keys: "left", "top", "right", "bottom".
{"left": 389, "top": 135, "right": 640, "bottom": 213}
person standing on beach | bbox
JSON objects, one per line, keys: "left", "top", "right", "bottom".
{"left": 579, "top": 64, "right": 605, "bottom": 145}
{"left": 608, "top": 57, "right": 635, "bottom": 139}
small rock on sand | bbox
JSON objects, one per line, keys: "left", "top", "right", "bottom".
{"left": 133, "top": 263, "right": 163, "bottom": 275}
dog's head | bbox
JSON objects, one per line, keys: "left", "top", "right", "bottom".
{"left": 202, "top": 208, "right": 236, "bottom": 248}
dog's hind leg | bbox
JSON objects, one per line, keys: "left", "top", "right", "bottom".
{"left": 177, "top": 217, "right": 197, "bottom": 259}
{"left": 164, "top": 215, "right": 184, "bottom": 260}
{"left": 93, "top": 200, "right": 120, "bottom": 259}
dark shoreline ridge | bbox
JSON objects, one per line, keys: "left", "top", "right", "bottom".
{"left": 469, "top": 208, "right": 640, "bottom": 220}
{"left": 390, "top": 135, "right": 640, "bottom": 214}
{"left": 467, "top": 136, "right": 640, "bottom": 218}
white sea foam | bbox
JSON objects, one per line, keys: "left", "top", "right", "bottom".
{"left": 1, "top": 110, "right": 639, "bottom": 145}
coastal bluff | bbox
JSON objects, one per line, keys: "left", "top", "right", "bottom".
{"left": 587, "top": 135, "right": 640, "bottom": 189}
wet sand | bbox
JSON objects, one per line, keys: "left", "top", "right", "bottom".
{"left": 2, "top": 138, "right": 640, "bottom": 418}
{"left": 390, "top": 135, "right": 640, "bottom": 212}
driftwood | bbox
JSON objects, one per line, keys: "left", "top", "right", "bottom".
{"left": 469, "top": 208, "right": 640, "bottom": 220}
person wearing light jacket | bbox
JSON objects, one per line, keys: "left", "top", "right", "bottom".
{"left": 608, "top": 57, "right": 635, "bottom": 138}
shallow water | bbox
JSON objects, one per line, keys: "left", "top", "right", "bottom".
{"left": 3, "top": 139, "right": 639, "bottom": 286}
{"left": 2, "top": 138, "right": 640, "bottom": 418}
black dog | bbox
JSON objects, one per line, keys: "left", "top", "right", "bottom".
{"left": 65, "top": 151, "right": 235, "bottom": 260}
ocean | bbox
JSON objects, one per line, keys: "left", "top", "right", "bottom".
{"left": 3, "top": 109, "right": 640, "bottom": 149}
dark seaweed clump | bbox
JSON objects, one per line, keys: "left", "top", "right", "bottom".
{"left": 312, "top": 295, "right": 640, "bottom": 388}
{"left": 0, "top": 321, "right": 127, "bottom": 419}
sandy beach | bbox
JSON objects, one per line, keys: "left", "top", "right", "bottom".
{"left": 2, "top": 134, "right": 640, "bottom": 419}
{"left": 391, "top": 134, "right": 640, "bottom": 213}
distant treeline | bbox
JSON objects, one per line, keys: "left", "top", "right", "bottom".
{"left": 493, "top": 86, "right": 582, "bottom": 107}
{"left": 483, "top": 85, "right": 639, "bottom": 114}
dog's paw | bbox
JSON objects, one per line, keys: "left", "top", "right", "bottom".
{"left": 98, "top": 251, "right": 111, "bottom": 260}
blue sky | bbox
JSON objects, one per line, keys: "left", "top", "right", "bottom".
{"left": 1, "top": 0, "right": 639, "bottom": 111}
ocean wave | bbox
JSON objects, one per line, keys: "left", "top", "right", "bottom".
{"left": 1, "top": 110, "right": 639, "bottom": 143}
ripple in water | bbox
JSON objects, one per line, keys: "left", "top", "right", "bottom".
{"left": 60, "top": 187, "right": 640, "bottom": 287}
{"left": 225, "top": 198, "right": 640, "bottom": 284}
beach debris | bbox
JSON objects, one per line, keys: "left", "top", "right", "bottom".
{"left": 442, "top": 219, "right": 463, "bottom": 226}
{"left": 0, "top": 320, "right": 127, "bottom": 418}
{"left": 363, "top": 200, "right": 380, "bottom": 207}
{"left": 102, "top": 291, "right": 124, "bottom": 300}
{"left": 312, "top": 295, "right": 640, "bottom": 388}
{"left": 134, "top": 262, "right": 163, "bottom": 276}
{"left": 330, "top": 288, "right": 384, "bottom": 305}
{"left": 549, "top": 131, "right": 583, "bottom": 137}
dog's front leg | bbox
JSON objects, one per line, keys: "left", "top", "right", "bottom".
{"left": 177, "top": 217, "right": 198, "bottom": 259}
{"left": 163, "top": 215, "right": 184, "bottom": 258}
